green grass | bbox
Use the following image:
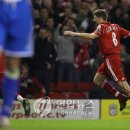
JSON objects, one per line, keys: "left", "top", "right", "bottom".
{"left": 2, "top": 120, "right": 129, "bottom": 130}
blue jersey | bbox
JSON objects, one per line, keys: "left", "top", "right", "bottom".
{"left": 0, "top": 0, "right": 34, "bottom": 57}
{"left": 2, "top": 0, "right": 22, "bottom": 2}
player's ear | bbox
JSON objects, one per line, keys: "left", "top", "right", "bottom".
{"left": 98, "top": 17, "right": 103, "bottom": 23}
{"left": 93, "top": 15, "right": 96, "bottom": 22}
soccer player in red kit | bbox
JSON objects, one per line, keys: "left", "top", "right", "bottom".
{"left": 64, "top": 9, "right": 130, "bottom": 111}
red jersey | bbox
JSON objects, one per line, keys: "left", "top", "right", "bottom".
{"left": 94, "top": 22, "right": 129, "bottom": 55}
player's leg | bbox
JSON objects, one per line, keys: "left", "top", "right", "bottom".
{"left": 93, "top": 64, "right": 127, "bottom": 111}
{"left": 93, "top": 72, "right": 106, "bottom": 86}
{"left": 0, "top": 56, "right": 20, "bottom": 128}
{"left": 104, "top": 57, "right": 128, "bottom": 110}
{"left": 15, "top": 93, "right": 24, "bottom": 102}
{"left": 22, "top": 98, "right": 30, "bottom": 117}
{"left": 12, "top": 0, "right": 33, "bottom": 118}
{"left": 118, "top": 80, "right": 130, "bottom": 94}
{"left": 15, "top": 93, "right": 30, "bottom": 116}
{"left": 0, "top": 0, "right": 33, "bottom": 128}
{"left": 93, "top": 72, "right": 127, "bottom": 101}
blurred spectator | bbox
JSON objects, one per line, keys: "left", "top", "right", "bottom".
{"left": 109, "top": 6, "right": 124, "bottom": 26}
{"left": 82, "top": 1, "right": 90, "bottom": 11}
{"left": 72, "top": 0, "right": 82, "bottom": 13}
{"left": 74, "top": 42, "right": 93, "bottom": 82}
{"left": 109, "top": 0, "right": 119, "bottom": 8}
{"left": 99, "top": 0, "right": 111, "bottom": 13}
{"left": 40, "top": 8, "right": 50, "bottom": 27}
{"left": 120, "top": 0, "right": 130, "bottom": 14}
{"left": 33, "top": 9, "right": 41, "bottom": 26}
{"left": 20, "top": 63, "right": 46, "bottom": 98}
{"left": 33, "top": 28, "right": 57, "bottom": 96}
{"left": 66, "top": 17, "right": 78, "bottom": 31}
{"left": 75, "top": 8, "right": 88, "bottom": 27}
{"left": 54, "top": 24, "right": 80, "bottom": 82}
{"left": 121, "top": 44, "right": 130, "bottom": 64}
{"left": 46, "top": 17, "right": 55, "bottom": 32}
{"left": 86, "top": 0, "right": 98, "bottom": 11}
{"left": 73, "top": 28, "right": 93, "bottom": 82}
{"left": 52, "top": 0, "right": 65, "bottom": 14}
{"left": 58, "top": 6, "right": 77, "bottom": 23}
{"left": 122, "top": 13, "right": 130, "bottom": 30}
{"left": 43, "top": 0, "right": 52, "bottom": 9}
{"left": 32, "top": 0, "right": 43, "bottom": 9}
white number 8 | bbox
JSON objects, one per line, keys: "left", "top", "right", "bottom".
{"left": 112, "top": 32, "right": 118, "bottom": 47}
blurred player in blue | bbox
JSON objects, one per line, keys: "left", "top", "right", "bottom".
{"left": 0, "top": 0, "right": 34, "bottom": 128}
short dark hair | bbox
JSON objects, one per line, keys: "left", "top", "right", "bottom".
{"left": 93, "top": 9, "right": 108, "bottom": 21}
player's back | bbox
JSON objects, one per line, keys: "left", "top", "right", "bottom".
{"left": 97, "top": 22, "right": 121, "bottom": 55}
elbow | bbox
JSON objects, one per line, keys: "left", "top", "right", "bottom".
{"left": 89, "top": 33, "right": 98, "bottom": 40}
{"left": 90, "top": 36, "right": 95, "bottom": 40}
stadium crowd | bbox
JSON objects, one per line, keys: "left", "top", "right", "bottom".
{"left": 20, "top": 0, "right": 130, "bottom": 99}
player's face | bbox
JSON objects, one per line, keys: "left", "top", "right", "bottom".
{"left": 93, "top": 15, "right": 101, "bottom": 24}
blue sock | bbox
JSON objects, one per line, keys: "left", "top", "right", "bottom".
{"left": 0, "top": 75, "right": 19, "bottom": 117}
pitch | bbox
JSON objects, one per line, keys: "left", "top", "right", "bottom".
{"left": 7, "top": 119, "right": 130, "bottom": 130}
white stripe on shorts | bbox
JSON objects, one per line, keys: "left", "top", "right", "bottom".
{"left": 106, "top": 58, "right": 118, "bottom": 81}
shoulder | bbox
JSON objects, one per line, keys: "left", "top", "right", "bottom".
{"left": 97, "top": 24, "right": 102, "bottom": 29}
{"left": 95, "top": 24, "right": 104, "bottom": 34}
{"left": 96, "top": 24, "right": 106, "bottom": 30}
{"left": 96, "top": 24, "right": 102, "bottom": 32}
{"left": 111, "top": 23, "right": 120, "bottom": 29}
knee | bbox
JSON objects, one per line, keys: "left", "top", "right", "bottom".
{"left": 5, "top": 68, "right": 20, "bottom": 79}
{"left": 93, "top": 77, "right": 103, "bottom": 87}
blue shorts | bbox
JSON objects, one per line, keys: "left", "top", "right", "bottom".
{"left": 0, "top": 0, "right": 34, "bottom": 57}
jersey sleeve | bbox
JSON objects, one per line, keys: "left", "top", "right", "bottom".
{"left": 93, "top": 25, "right": 102, "bottom": 37}
{"left": 120, "top": 27, "right": 129, "bottom": 38}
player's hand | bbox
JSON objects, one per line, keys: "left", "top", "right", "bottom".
{"left": 63, "top": 31, "right": 76, "bottom": 36}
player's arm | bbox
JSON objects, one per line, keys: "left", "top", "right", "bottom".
{"left": 63, "top": 31, "right": 99, "bottom": 40}
{"left": 120, "top": 27, "right": 130, "bottom": 38}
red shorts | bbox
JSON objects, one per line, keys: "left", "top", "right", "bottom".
{"left": 97, "top": 54, "right": 126, "bottom": 82}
